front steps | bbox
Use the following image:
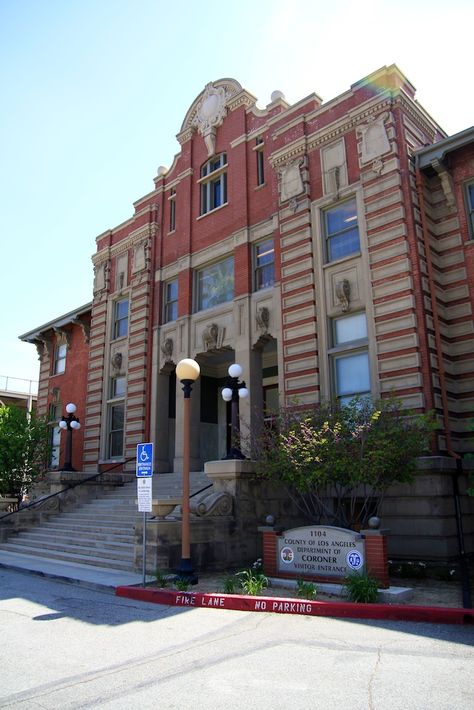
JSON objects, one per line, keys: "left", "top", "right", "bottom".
{"left": 0, "top": 471, "right": 212, "bottom": 572}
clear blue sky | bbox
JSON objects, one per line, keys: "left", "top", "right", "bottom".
{"left": 1, "top": 0, "right": 473, "bottom": 385}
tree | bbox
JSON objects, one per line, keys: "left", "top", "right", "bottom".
{"left": 252, "top": 397, "right": 434, "bottom": 530}
{"left": 0, "top": 405, "right": 50, "bottom": 504}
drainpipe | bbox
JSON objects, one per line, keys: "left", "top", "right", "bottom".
{"left": 415, "top": 166, "right": 472, "bottom": 608}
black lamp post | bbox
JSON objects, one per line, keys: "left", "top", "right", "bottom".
{"left": 221, "top": 363, "right": 249, "bottom": 460}
{"left": 175, "top": 358, "right": 200, "bottom": 583}
{"left": 59, "top": 402, "right": 81, "bottom": 472}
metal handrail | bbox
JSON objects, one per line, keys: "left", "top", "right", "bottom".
{"left": 0, "top": 458, "right": 136, "bottom": 522}
{"left": 0, "top": 461, "right": 213, "bottom": 521}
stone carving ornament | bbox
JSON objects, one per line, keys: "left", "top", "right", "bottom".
{"left": 190, "top": 491, "right": 233, "bottom": 517}
{"left": 202, "top": 323, "right": 221, "bottom": 351}
{"left": 256, "top": 306, "right": 270, "bottom": 333}
{"left": 335, "top": 279, "right": 351, "bottom": 312}
{"left": 357, "top": 112, "right": 391, "bottom": 165}
{"left": 279, "top": 158, "right": 304, "bottom": 203}
{"left": 111, "top": 351, "right": 123, "bottom": 373}
{"left": 193, "top": 83, "right": 229, "bottom": 157}
{"left": 161, "top": 337, "right": 174, "bottom": 361}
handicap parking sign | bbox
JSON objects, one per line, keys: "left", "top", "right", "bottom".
{"left": 136, "top": 442, "right": 153, "bottom": 477}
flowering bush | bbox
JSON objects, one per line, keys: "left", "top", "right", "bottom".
{"left": 252, "top": 397, "right": 433, "bottom": 529}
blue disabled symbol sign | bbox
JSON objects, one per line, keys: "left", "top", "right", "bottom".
{"left": 136, "top": 442, "right": 153, "bottom": 477}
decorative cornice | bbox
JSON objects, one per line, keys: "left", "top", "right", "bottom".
{"left": 176, "top": 127, "right": 193, "bottom": 145}
{"left": 72, "top": 317, "right": 91, "bottom": 343}
{"left": 92, "top": 224, "right": 153, "bottom": 265}
{"left": 269, "top": 137, "right": 308, "bottom": 168}
{"left": 226, "top": 90, "right": 257, "bottom": 112}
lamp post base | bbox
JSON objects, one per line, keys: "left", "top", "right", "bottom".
{"left": 176, "top": 558, "right": 198, "bottom": 585}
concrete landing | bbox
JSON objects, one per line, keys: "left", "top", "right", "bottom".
{"left": 0, "top": 549, "right": 153, "bottom": 591}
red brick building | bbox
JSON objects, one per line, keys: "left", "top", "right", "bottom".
{"left": 22, "top": 65, "right": 474, "bottom": 474}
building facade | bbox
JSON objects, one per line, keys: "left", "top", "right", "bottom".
{"left": 22, "top": 65, "right": 474, "bottom": 475}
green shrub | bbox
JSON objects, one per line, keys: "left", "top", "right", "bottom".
{"left": 344, "top": 572, "right": 379, "bottom": 603}
{"left": 236, "top": 567, "right": 268, "bottom": 596}
{"left": 222, "top": 576, "right": 237, "bottom": 594}
{"left": 155, "top": 570, "right": 169, "bottom": 587}
{"left": 175, "top": 578, "right": 190, "bottom": 592}
{"left": 296, "top": 579, "right": 317, "bottom": 600}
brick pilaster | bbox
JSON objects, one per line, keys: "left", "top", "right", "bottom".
{"left": 259, "top": 527, "right": 282, "bottom": 577}
{"left": 362, "top": 530, "right": 389, "bottom": 588}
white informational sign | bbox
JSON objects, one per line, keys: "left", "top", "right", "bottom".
{"left": 137, "top": 477, "right": 152, "bottom": 512}
{"left": 277, "top": 525, "right": 365, "bottom": 579}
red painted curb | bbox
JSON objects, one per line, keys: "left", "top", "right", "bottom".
{"left": 115, "top": 585, "right": 474, "bottom": 625}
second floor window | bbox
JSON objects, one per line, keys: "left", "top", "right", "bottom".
{"left": 330, "top": 312, "right": 370, "bottom": 405}
{"left": 53, "top": 343, "right": 67, "bottom": 374}
{"left": 254, "top": 238, "right": 275, "bottom": 290}
{"left": 169, "top": 188, "right": 176, "bottom": 232}
{"left": 256, "top": 137, "right": 265, "bottom": 186}
{"left": 113, "top": 299, "right": 129, "bottom": 340}
{"left": 465, "top": 181, "right": 474, "bottom": 239}
{"left": 196, "top": 256, "right": 234, "bottom": 311}
{"left": 200, "top": 153, "right": 227, "bottom": 215}
{"left": 164, "top": 279, "right": 178, "bottom": 322}
{"left": 324, "top": 198, "right": 360, "bottom": 262}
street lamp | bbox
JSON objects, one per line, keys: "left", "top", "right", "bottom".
{"left": 221, "top": 363, "right": 249, "bottom": 460}
{"left": 59, "top": 402, "right": 81, "bottom": 472}
{"left": 175, "top": 357, "right": 200, "bottom": 583}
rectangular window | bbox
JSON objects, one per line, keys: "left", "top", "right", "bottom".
{"left": 169, "top": 188, "right": 176, "bottom": 232}
{"left": 53, "top": 343, "right": 67, "bottom": 375}
{"left": 196, "top": 256, "right": 234, "bottom": 311}
{"left": 49, "top": 403, "right": 61, "bottom": 468}
{"left": 107, "top": 376, "right": 126, "bottom": 458}
{"left": 164, "top": 279, "right": 178, "bottom": 322}
{"left": 330, "top": 312, "right": 370, "bottom": 404}
{"left": 108, "top": 403, "right": 125, "bottom": 458}
{"left": 200, "top": 153, "right": 227, "bottom": 215}
{"left": 113, "top": 299, "right": 129, "bottom": 339}
{"left": 465, "top": 182, "right": 474, "bottom": 238}
{"left": 324, "top": 198, "right": 360, "bottom": 262}
{"left": 254, "top": 238, "right": 275, "bottom": 290}
{"left": 256, "top": 137, "right": 265, "bottom": 186}
{"left": 110, "top": 375, "right": 126, "bottom": 398}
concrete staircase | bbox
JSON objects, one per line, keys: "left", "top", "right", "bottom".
{"left": 0, "top": 472, "right": 211, "bottom": 573}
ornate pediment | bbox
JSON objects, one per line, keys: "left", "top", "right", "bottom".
{"left": 178, "top": 79, "right": 246, "bottom": 157}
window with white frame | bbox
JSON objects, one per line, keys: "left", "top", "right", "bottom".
{"left": 169, "top": 188, "right": 176, "bottom": 232}
{"left": 323, "top": 197, "right": 360, "bottom": 262}
{"left": 107, "top": 376, "right": 126, "bottom": 458}
{"left": 112, "top": 298, "right": 129, "bottom": 340}
{"left": 465, "top": 181, "right": 474, "bottom": 239}
{"left": 330, "top": 312, "right": 370, "bottom": 404}
{"left": 164, "top": 279, "right": 178, "bottom": 322}
{"left": 48, "top": 403, "right": 61, "bottom": 468}
{"left": 254, "top": 238, "right": 275, "bottom": 290}
{"left": 256, "top": 137, "right": 265, "bottom": 186}
{"left": 200, "top": 153, "right": 227, "bottom": 215}
{"left": 196, "top": 256, "right": 234, "bottom": 311}
{"left": 53, "top": 343, "right": 67, "bottom": 375}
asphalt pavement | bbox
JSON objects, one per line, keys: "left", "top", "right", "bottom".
{"left": 1, "top": 567, "right": 473, "bottom": 709}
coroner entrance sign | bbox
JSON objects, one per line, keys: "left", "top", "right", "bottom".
{"left": 277, "top": 526, "right": 365, "bottom": 579}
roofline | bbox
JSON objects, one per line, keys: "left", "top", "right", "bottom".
{"left": 415, "top": 125, "right": 474, "bottom": 170}
{"left": 19, "top": 302, "right": 93, "bottom": 342}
